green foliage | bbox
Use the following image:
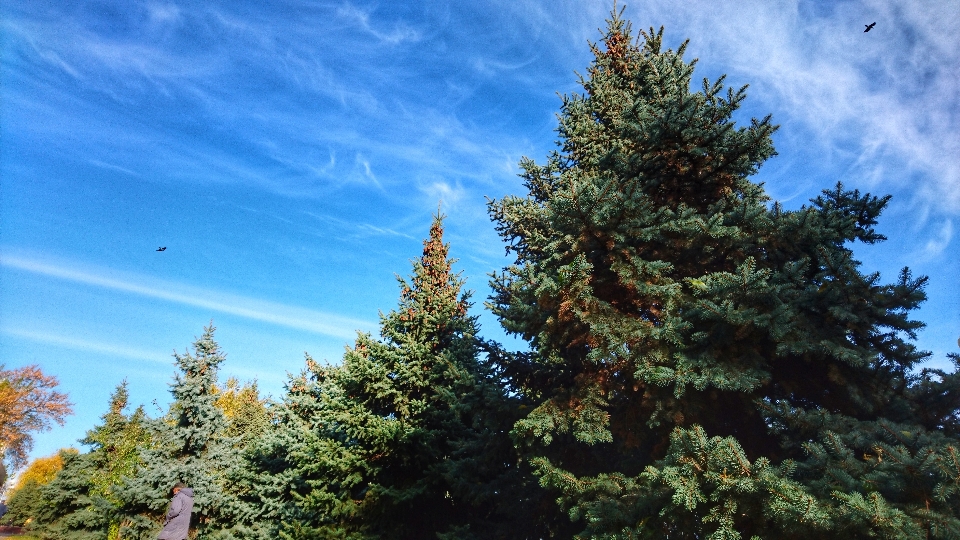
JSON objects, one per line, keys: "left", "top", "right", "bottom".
{"left": 487, "top": 9, "right": 960, "bottom": 539}
{"left": 31, "top": 451, "right": 110, "bottom": 540}
{"left": 209, "top": 379, "right": 275, "bottom": 540}
{"left": 1, "top": 450, "right": 76, "bottom": 530}
{"left": 22, "top": 383, "right": 152, "bottom": 540}
{"left": 11, "top": 11, "right": 959, "bottom": 540}
{"left": 24, "top": 341, "right": 263, "bottom": 540}
{"left": 117, "top": 325, "right": 240, "bottom": 540}
{"left": 83, "top": 382, "right": 151, "bottom": 506}
{"left": 2, "top": 480, "right": 42, "bottom": 527}
{"left": 242, "top": 213, "right": 546, "bottom": 539}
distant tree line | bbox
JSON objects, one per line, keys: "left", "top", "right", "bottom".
{"left": 4, "top": 10, "right": 960, "bottom": 540}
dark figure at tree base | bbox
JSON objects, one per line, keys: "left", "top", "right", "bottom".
{"left": 157, "top": 483, "right": 193, "bottom": 540}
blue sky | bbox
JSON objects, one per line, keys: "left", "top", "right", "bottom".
{"left": 1, "top": 0, "right": 957, "bottom": 467}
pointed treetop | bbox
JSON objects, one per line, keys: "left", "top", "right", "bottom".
{"left": 173, "top": 323, "right": 225, "bottom": 383}
{"left": 108, "top": 380, "right": 130, "bottom": 417}
{"left": 402, "top": 210, "right": 455, "bottom": 305}
{"left": 386, "top": 210, "right": 471, "bottom": 345}
{"left": 601, "top": 2, "right": 633, "bottom": 73}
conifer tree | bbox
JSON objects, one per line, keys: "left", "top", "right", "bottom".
{"left": 81, "top": 382, "right": 151, "bottom": 511}
{"left": 208, "top": 379, "right": 273, "bottom": 540}
{"left": 488, "top": 9, "right": 960, "bottom": 539}
{"left": 0, "top": 449, "right": 75, "bottom": 528}
{"left": 27, "top": 382, "right": 151, "bottom": 540}
{"left": 118, "top": 325, "right": 239, "bottom": 540}
{"left": 30, "top": 450, "right": 107, "bottom": 540}
{"left": 1, "top": 478, "right": 42, "bottom": 527}
{"left": 250, "top": 213, "right": 537, "bottom": 539}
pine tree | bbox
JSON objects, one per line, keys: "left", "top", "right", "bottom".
{"left": 1, "top": 477, "right": 42, "bottom": 527}
{"left": 27, "top": 382, "right": 151, "bottom": 540}
{"left": 118, "top": 325, "right": 239, "bottom": 540}
{"left": 250, "top": 213, "right": 538, "bottom": 539}
{"left": 488, "top": 9, "right": 960, "bottom": 539}
{"left": 31, "top": 450, "right": 108, "bottom": 540}
{"left": 0, "top": 449, "right": 75, "bottom": 529}
{"left": 81, "top": 382, "right": 151, "bottom": 512}
{"left": 208, "top": 378, "right": 273, "bottom": 540}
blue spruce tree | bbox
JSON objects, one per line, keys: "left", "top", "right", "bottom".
{"left": 118, "top": 325, "right": 239, "bottom": 540}
{"left": 488, "top": 9, "right": 960, "bottom": 539}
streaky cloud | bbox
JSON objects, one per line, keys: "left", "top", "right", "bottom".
{"left": 1, "top": 327, "right": 171, "bottom": 364}
{"left": 1, "top": 254, "right": 375, "bottom": 340}
{"left": 301, "top": 211, "right": 420, "bottom": 241}
{"left": 88, "top": 159, "right": 141, "bottom": 177}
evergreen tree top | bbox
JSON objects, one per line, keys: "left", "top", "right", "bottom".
{"left": 165, "top": 323, "right": 229, "bottom": 453}
{"left": 384, "top": 210, "right": 472, "bottom": 347}
{"left": 173, "top": 324, "right": 225, "bottom": 383}
{"left": 262, "top": 211, "right": 521, "bottom": 540}
{"left": 80, "top": 380, "right": 146, "bottom": 451}
{"left": 117, "top": 324, "right": 237, "bottom": 538}
{"left": 509, "top": 9, "right": 777, "bottom": 229}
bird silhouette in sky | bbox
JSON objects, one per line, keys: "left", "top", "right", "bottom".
{"left": 157, "top": 247, "right": 167, "bottom": 252}
{"left": 864, "top": 22, "right": 876, "bottom": 32}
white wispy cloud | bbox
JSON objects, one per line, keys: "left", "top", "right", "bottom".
{"left": 354, "top": 153, "right": 383, "bottom": 189}
{"left": 146, "top": 2, "right": 181, "bottom": 24}
{"left": 8, "top": 0, "right": 954, "bottom": 220}
{"left": 628, "top": 0, "right": 960, "bottom": 214}
{"left": 1, "top": 327, "right": 171, "bottom": 364}
{"left": 1, "top": 255, "right": 375, "bottom": 339}
{"left": 302, "top": 212, "right": 417, "bottom": 241}
{"left": 335, "top": 4, "right": 423, "bottom": 44}
{"left": 4, "top": 2, "right": 538, "bottom": 202}
{"left": 419, "top": 179, "right": 467, "bottom": 211}
{"left": 921, "top": 219, "right": 953, "bottom": 259}
{"left": 355, "top": 224, "right": 417, "bottom": 240}
{"left": 88, "top": 159, "right": 141, "bottom": 177}
{"left": 471, "top": 55, "right": 541, "bottom": 78}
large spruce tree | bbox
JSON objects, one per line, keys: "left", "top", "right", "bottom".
{"left": 250, "top": 213, "right": 539, "bottom": 540}
{"left": 488, "top": 10, "right": 960, "bottom": 539}
{"left": 118, "top": 325, "right": 239, "bottom": 540}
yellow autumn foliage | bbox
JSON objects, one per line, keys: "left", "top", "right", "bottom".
{"left": 212, "top": 377, "right": 270, "bottom": 439}
{"left": 213, "top": 377, "right": 264, "bottom": 420}
{"left": 11, "top": 448, "right": 78, "bottom": 493}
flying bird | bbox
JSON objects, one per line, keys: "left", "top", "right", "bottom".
{"left": 157, "top": 247, "right": 166, "bottom": 252}
{"left": 864, "top": 22, "right": 876, "bottom": 32}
